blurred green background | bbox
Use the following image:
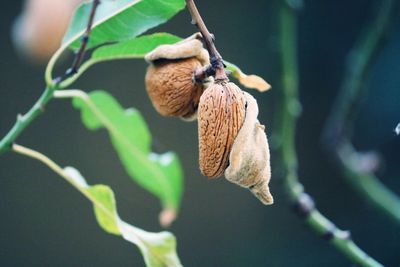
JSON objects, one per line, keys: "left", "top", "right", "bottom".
{"left": 0, "top": 0, "right": 399, "bottom": 266}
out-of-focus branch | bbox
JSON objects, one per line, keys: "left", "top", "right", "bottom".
{"left": 276, "top": 2, "right": 383, "bottom": 266}
{"left": 322, "top": 0, "right": 400, "bottom": 223}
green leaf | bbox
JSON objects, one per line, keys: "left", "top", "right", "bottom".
{"left": 119, "top": 221, "right": 182, "bottom": 267}
{"left": 56, "top": 33, "right": 271, "bottom": 92}
{"left": 63, "top": 0, "right": 185, "bottom": 49}
{"left": 89, "top": 32, "right": 270, "bottom": 91}
{"left": 72, "top": 91, "right": 183, "bottom": 221}
{"left": 87, "top": 185, "right": 120, "bottom": 235}
{"left": 55, "top": 33, "right": 182, "bottom": 87}
{"left": 91, "top": 33, "right": 182, "bottom": 61}
{"left": 64, "top": 167, "right": 182, "bottom": 267}
{"left": 63, "top": 33, "right": 270, "bottom": 91}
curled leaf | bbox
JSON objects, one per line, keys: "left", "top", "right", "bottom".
{"left": 225, "top": 61, "right": 271, "bottom": 92}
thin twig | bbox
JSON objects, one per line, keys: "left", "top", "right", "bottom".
{"left": 60, "top": 0, "right": 101, "bottom": 83}
{"left": 322, "top": 0, "right": 400, "bottom": 224}
{"left": 0, "top": 0, "right": 101, "bottom": 155}
{"left": 11, "top": 144, "right": 100, "bottom": 207}
{"left": 276, "top": 3, "right": 383, "bottom": 267}
{"left": 185, "top": 0, "right": 227, "bottom": 81}
{"left": 12, "top": 143, "right": 118, "bottom": 229}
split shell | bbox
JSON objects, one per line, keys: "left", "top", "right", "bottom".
{"left": 198, "top": 82, "right": 246, "bottom": 178}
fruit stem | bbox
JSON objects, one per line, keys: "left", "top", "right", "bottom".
{"left": 185, "top": 0, "right": 228, "bottom": 81}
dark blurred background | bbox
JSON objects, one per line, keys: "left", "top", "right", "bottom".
{"left": 0, "top": 0, "right": 399, "bottom": 266}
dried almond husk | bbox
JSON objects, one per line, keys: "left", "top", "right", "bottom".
{"left": 145, "top": 33, "right": 209, "bottom": 65}
{"left": 224, "top": 92, "right": 273, "bottom": 205}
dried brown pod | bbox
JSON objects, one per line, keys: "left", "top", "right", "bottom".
{"left": 145, "top": 57, "right": 205, "bottom": 119}
{"left": 225, "top": 92, "right": 273, "bottom": 205}
{"left": 145, "top": 34, "right": 210, "bottom": 120}
{"left": 198, "top": 81, "right": 246, "bottom": 178}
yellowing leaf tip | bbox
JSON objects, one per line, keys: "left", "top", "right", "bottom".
{"left": 234, "top": 70, "right": 271, "bottom": 92}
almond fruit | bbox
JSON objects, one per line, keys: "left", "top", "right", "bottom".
{"left": 144, "top": 35, "right": 209, "bottom": 120}
{"left": 145, "top": 57, "right": 205, "bottom": 119}
{"left": 198, "top": 81, "right": 246, "bottom": 178}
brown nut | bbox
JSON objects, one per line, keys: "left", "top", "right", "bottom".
{"left": 144, "top": 34, "right": 210, "bottom": 120}
{"left": 198, "top": 81, "right": 246, "bottom": 178}
{"left": 145, "top": 57, "right": 205, "bottom": 119}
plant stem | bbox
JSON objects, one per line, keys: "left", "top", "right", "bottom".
{"left": 322, "top": 0, "right": 400, "bottom": 224}
{"left": 11, "top": 144, "right": 145, "bottom": 233}
{"left": 185, "top": 0, "right": 227, "bottom": 81}
{"left": 277, "top": 2, "right": 383, "bottom": 267}
{"left": 0, "top": 86, "right": 56, "bottom": 155}
{"left": 12, "top": 144, "right": 96, "bottom": 205}
{"left": 11, "top": 143, "right": 119, "bottom": 231}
